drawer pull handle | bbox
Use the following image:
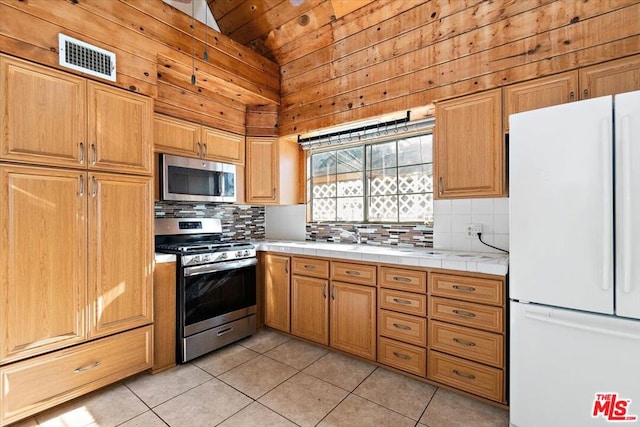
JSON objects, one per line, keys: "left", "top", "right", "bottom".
{"left": 322, "top": 284, "right": 327, "bottom": 298}
{"left": 453, "top": 338, "right": 476, "bottom": 347}
{"left": 392, "top": 298, "right": 413, "bottom": 305}
{"left": 304, "top": 265, "right": 316, "bottom": 270}
{"left": 393, "top": 352, "right": 411, "bottom": 360}
{"left": 74, "top": 361, "right": 100, "bottom": 373}
{"left": 452, "top": 369, "right": 476, "bottom": 380}
{"left": 393, "top": 276, "right": 411, "bottom": 282}
{"left": 346, "top": 270, "right": 361, "bottom": 276}
{"left": 452, "top": 309, "right": 476, "bottom": 318}
{"left": 217, "top": 327, "right": 233, "bottom": 336}
{"left": 393, "top": 323, "right": 411, "bottom": 331}
{"left": 452, "top": 285, "right": 476, "bottom": 292}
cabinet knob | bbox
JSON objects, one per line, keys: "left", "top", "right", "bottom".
{"left": 79, "top": 142, "right": 85, "bottom": 164}
{"left": 438, "top": 177, "right": 443, "bottom": 196}
{"left": 569, "top": 91, "right": 575, "bottom": 101}
{"left": 583, "top": 88, "right": 589, "bottom": 98}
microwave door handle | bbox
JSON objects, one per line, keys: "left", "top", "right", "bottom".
{"left": 219, "top": 172, "right": 225, "bottom": 197}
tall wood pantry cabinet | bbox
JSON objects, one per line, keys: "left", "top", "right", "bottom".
{"left": 0, "top": 54, "right": 153, "bottom": 425}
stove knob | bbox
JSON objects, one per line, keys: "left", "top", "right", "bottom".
{"left": 220, "top": 252, "right": 228, "bottom": 260}
{"left": 243, "top": 250, "right": 250, "bottom": 257}
{"left": 236, "top": 250, "right": 243, "bottom": 257}
{"left": 202, "top": 254, "right": 210, "bottom": 262}
{"left": 192, "top": 255, "right": 201, "bottom": 264}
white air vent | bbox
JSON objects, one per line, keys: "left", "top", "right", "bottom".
{"left": 58, "top": 34, "right": 116, "bottom": 82}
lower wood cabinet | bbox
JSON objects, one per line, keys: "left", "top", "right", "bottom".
{"left": 0, "top": 326, "right": 153, "bottom": 425}
{"left": 427, "top": 350, "right": 504, "bottom": 403}
{"left": 291, "top": 275, "right": 329, "bottom": 345}
{"left": 378, "top": 336, "right": 426, "bottom": 377}
{"left": 152, "top": 260, "right": 177, "bottom": 373}
{"left": 427, "top": 271, "right": 506, "bottom": 403}
{"left": 263, "top": 253, "right": 291, "bottom": 332}
{"left": 263, "top": 253, "right": 507, "bottom": 405}
{"left": 329, "top": 281, "right": 377, "bottom": 361}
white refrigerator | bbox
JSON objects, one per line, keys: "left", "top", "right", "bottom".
{"left": 509, "top": 91, "right": 640, "bottom": 427}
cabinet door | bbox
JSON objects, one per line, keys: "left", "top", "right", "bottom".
{"left": 291, "top": 275, "right": 329, "bottom": 345}
{"left": 503, "top": 71, "right": 579, "bottom": 132}
{"left": 580, "top": 55, "right": 640, "bottom": 99}
{"left": 330, "top": 281, "right": 376, "bottom": 360}
{"left": 202, "top": 126, "right": 245, "bottom": 165}
{"left": 434, "top": 89, "right": 504, "bottom": 198}
{"left": 246, "top": 136, "right": 278, "bottom": 204}
{"left": 0, "top": 165, "right": 87, "bottom": 363}
{"left": 87, "top": 82, "right": 153, "bottom": 175}
{"left": 0, "top": 55, "right": 86, "bottom": 168}
{"left": 88, "top": 173, "right": 153, "bottom": 338}
{"left": 264, "top": 254, "right": 291, "bottom": 332}
{"left": 153, "top": 114, "right": 200, "bottom": 158}
{"left": 152, "top": 261, "right": 177, "bottom": 373}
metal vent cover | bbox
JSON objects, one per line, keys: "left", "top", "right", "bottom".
{"left": 58, "top": 34, "right": 116, "bottom": 82}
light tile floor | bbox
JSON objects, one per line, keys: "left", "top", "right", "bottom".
{"left": 15, "top": 329, "right": 509, "bottom": 427}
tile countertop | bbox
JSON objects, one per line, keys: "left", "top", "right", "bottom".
{"left": 255, "top": 241, "right": 508, "bottom": 276}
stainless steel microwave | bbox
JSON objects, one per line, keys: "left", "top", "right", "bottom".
{"left": 159, "top": 154, "right": 237, "bottom": 203}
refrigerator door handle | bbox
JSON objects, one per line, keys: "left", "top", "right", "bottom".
{"left": 620, "top": 114, "right": 633, "bottom": 294}
{"left": 524, "top": 308, "right": 639, "bottom": 340}
{"left": 600, "top": 118, "right": 613, "bottom": 292}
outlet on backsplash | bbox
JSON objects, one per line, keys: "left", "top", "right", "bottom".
{"left": 434, "top": 198, "right": 509, "bottom": 253}
{"left": 466, "top": 223, "right": 483, "bottom": 237}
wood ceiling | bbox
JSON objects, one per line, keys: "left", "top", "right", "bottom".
{"left": 207, "top": 0, "right": 380, "bottom": 65}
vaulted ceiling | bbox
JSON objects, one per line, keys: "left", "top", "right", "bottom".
{"left": 207, "top": 0, "right": 378, "bottom": 65}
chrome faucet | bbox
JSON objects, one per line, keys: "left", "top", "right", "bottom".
{"left": 337, "top": 228, "right": 361, "bottom": 244}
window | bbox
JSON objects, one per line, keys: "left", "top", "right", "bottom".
{"left": 307, "top": 133, "right": 433, "bottom": 224}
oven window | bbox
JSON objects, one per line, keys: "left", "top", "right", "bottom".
{"left": 167, "top": 165, "right": 219, "bottom": 196}
{"left": 183, "top": 265, "right": 256, "bottom": 329}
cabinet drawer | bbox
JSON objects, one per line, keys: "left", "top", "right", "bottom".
{"left": 379, "top": 310, "right": 427, "bottom": 347}
{"left": 378, "top": 336, "right": 426, "bottom": 377}
{"left": 429, "top": 297, "right": 503, "bottom": 333}
{"left": 379, "top": 267, "right": 427, "bottom": 293}
{"left": 428, "top": 320, "right": 503, "bottom": 368}
{"left": 331, "top": 261, "right": 376, "bottom": 286}
{"left": 430, "top": 273, "right": 504, "bottom": 306}
{"left": 0, "top": 326, "right": 152, "bottom": 425}
{"left": 428, "top": 350, "right": 504, "bottom": 402}
{"left": 379, "top": 288, "right": 427, "bottom": 317}
{"left": 292, "top": 257, "right": 329, "bottom": 279}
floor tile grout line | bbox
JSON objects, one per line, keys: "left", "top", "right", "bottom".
{"left": 416, "top": 386, "right": 440, "bottom": 426}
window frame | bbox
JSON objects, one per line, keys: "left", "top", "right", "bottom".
{"left": 307, "top": 129, "right": 434, "bottom": 225}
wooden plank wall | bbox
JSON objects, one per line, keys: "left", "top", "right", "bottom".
{"left": 0, "top": 0, "right": 280, "bottom": 135}
{"left": 279, "top": 0, "right": 640, "bottom": 136}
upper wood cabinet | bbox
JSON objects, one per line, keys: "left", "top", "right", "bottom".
{"left": 246, "top": 136, "right": 302, "bottom": 205}
{"left": 434, "top": 89, "right": 504, "bottom": 199}
{"left": 263, "top": 254, "right": 291, "bottom": 332}
{"left": 0, "top": 55, "right": 152, "bottom": 175}
{"left": 580, "top": 55, "right": 640, "bottom": 100}
{"left": 503, "top": 56, "right": 640, "bottom": 132}
{"left": 153, "top": 113, "right": 245, "bottom": 165}
{"left": 503, "top": 71, "right": 579, "bottom": 132}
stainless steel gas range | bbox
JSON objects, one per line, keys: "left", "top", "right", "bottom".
{"left": 155, "top": 218, "right": 257, "bottom": 362}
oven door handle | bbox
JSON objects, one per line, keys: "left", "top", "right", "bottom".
{"left": 183, "top": 257, "right": 258, "bottom": 277}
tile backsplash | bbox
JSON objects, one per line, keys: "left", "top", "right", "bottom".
{"left": 433, "top": 198, "right": 509, "bottom": 253}
{"left": 306, "top": 222, "right": 434, "bottom": 248}
{"left": 155, "top": 202, "right": 265, "bottom": 241}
